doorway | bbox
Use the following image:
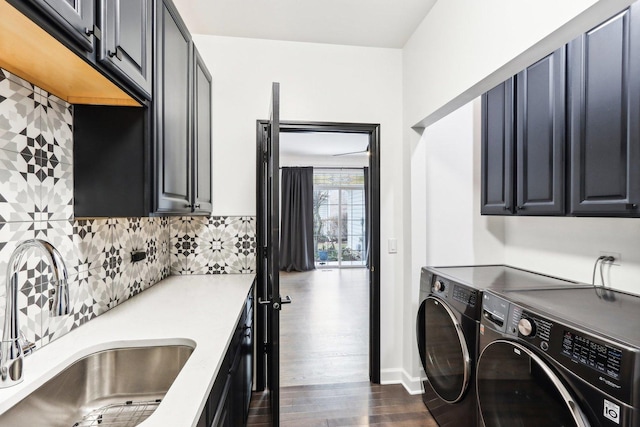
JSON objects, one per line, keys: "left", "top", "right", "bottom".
{"left": 255, "top": 120, "right": 381, "bottom": 389}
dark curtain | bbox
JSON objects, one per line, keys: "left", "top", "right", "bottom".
{"left": 364, "top": 167, "right": 370, "bottom": 268}
{"left": 280, "top": 167, "right": 315, "bottom": 271}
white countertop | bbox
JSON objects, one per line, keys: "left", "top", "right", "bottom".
{"left": 0, "top": 274, "right": 255, "bottom": 427}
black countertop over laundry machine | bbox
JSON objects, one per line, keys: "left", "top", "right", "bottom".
{"left": 427, "top": 264, "right": 587, "bottom": 291}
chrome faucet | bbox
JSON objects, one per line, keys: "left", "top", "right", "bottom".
{"left": 1, "top": 239, "right": 69, "bottom": 387}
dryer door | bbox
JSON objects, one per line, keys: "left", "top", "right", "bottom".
{"left": 418, "top": 296, "right": 471, "bottom": 403}
{"left": 477, "top": 340, "right": 589, "bottom": 427}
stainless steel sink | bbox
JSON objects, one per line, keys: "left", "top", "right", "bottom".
{"left": 0, "top": 345, "right": 194, "bottom": 427}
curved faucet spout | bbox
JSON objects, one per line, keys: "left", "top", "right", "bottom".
{"left": 1, "top": 239, "right": 69, "bottom": 388}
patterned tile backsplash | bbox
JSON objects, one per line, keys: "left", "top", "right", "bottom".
{"left": 0, "top": 68, "right": 255, "bottom": 351}
{"left": 170, "top": 216, "right": 257, "bottom": 275}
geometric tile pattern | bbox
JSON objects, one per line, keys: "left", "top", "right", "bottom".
{"left": 0, "top": 68, "right": 254, "bottom": 356}
{"left": 0, "top": 69, "right": 174, "bottom": 352}
{"left": 170, "top": 216, "right": 257, "bottom": 275}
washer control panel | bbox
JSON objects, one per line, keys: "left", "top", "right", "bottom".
{"left": 480, "top": 290, "right": 633, "bottom": 406}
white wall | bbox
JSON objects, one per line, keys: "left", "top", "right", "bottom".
{"left": 403, "top": 0, "right": 635, "bottom": 128}
{"left": 404, "top": 100, "right": 506, "bottom": 393}
{"left": 193, "top": 35, "right": 405, "bottom": 373}
{"left": 504, "top": 218, "right": 640, "bottom": 294}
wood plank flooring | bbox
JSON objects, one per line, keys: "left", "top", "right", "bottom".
{"left": 279, "top": 269, "right": 369, "bottom": 386}
{"left": 247, "top": 382, "right": 436, "bottom": 426}
{"left": 247, "top": 268, "right": 437, "bottom": 426}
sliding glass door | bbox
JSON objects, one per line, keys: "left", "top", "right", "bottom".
{"left": 313, "top": 170, "right": 366, "bottom": 268}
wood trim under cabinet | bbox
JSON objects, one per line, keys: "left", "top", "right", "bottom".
{"left": 0, "top": 0, "right": 140, "bottom": 107}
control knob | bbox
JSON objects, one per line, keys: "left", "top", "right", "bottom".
{"left": 518, "top": 318, "right": 536, "bottom": 337}
{"left": 434, "top": 280, "right": 445, "bottom": 292}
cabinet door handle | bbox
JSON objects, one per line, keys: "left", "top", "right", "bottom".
{"left": 516, "top": 206, "right": 524, "bottom": 210}
{"left": 108, "top": 46, "right": 123, "bottom": 61}
{"left": 626, "top": 203, "right": 638, "bottom": 210}
{"left": 185, "top": 203, "right": 193, "bottom": 208}
{"left": 85, "top": 25, "right": 101, "bottom": 40}
{"left": 194, "top": 204, "right": 201, "bottom": 209}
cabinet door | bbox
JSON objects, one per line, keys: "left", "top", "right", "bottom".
{"left": 28, "top": 0, "right": 95, "bottom": 51}
{"left": 242, "top": 297, "right": 254, "bottom": 419}
{"left": 99, "top": 0, "right": 153, "bottom": 98}
{"left": 481, "top": 79, "right": 515, "bottom": 215}
{"left": 515, "top": 48, "right": 566, "bottom": 215}
{"left": 193, "top": 47, "right": 213, "bottom": 214}
{"left": 568, "top": 5, "right": 640, "bottom": 216}
{"left": 211, "top": 375, "right": 232, "bottom": 427}
{"left": 155, "top": 0, "right": 192, "bottom": 214}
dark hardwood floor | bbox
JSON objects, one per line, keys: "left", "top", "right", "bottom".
{"left": 247, "top": 382, "right": 436, "bottom": 426}
{"left": 247, "top": 268, "right": 437, "bottom": 426}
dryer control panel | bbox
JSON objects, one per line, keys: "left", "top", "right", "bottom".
{"left": 428, "top": 274, "right": 479, "bottom": 319}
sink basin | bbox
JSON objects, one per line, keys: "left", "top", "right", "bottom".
{"left": 0, "top": 345, "right": 194, "bottom": 427}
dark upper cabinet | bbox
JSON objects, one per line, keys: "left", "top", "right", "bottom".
{"left": 27, "top": 0, "right": 95, "bottom": 52}
{"left": 568, "top": 5, "right": 640, "bottom": 216}
{"left": 481, "top": 79, "right": 514, "bottom": 215}
{"left": 74, "top": 0, "right": 213, "bottom": 217}
{"left": 74, "top": 105, "right": 150, "bottom": 218}
{"left": 515, "top": 48, "right": 566, "bottom": 215}
{"left": 155, "top": 0, "right": 193, "bottom": 214}
{"left": 193, "top": 47, "right": 213, "bottom": 214}
{"left": 98, "top": 0, "right": 153, "bottom": 98}
{"left": 154, "top": 0, "right": 213, "bottom": 215}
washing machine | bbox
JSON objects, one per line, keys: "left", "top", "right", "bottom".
{"left": 478, "top": 287, "right": 640, "bottom": 426}
{"left": 416, "top": 265, "right": 589, "bottom": 427}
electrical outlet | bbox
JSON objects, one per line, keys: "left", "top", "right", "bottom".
{"left": 599, "top": 251, "right": 621, "bottom": 266}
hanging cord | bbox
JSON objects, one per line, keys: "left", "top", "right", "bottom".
{"left": 592, "top": 255, "right": 615, "bottom": 288}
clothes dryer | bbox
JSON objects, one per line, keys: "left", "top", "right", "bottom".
{"left": 478, "top": 288, "right": 640, "bottom": 426}
{"left": 417, "top": 265, "right": 588, "bottom": 427}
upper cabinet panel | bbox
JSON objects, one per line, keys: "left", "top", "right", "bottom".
{"left": 568, "top": 5, "right": 640, "bottom": 216}
{"left": 193, "top": 46, "right": 213, "bottom": 214}
{"left": 154, "top": 0, "right": 193, "bottom": 214}
{"left": 515, "top": 48, "right": 566, "bottom": 215}
{"left": 27, "top": 0, "right": 95, "bottom": 52}
{"left": 98, "top": 0, "right": 153, "bottom": 98}
{"left": 481, "top": 79, "right": 514, "bottom": 215}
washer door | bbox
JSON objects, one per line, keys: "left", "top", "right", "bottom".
{"left": 477, "top": 340, "right": 589, "bottom": 427}
{"left": 417, "top": 296, "right": 471, "bottom": 403}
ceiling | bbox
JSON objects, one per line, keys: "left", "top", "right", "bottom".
{"left": 171, "top": 0, "right": 438, "bottom": 49}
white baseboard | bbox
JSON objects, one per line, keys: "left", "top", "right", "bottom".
{"left": 380, "top": 368, "right": 424, "bottom": 395}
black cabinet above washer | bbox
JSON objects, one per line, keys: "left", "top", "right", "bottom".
{"left": 481, "top": 49, "right": 566, "bottom": 216}
{"left": 481, "top": 3, "right": 640, "bottom": 218}
{"left": 568, "top": 5, "right": 640, "bottom": 217}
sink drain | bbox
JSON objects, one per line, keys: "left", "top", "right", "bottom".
{"left": 72, "top": 399, "right": 161, "bottom": 427}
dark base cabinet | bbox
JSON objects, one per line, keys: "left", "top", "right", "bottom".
{"left": 199, "top": 286, "right": 254, "bottom": 427}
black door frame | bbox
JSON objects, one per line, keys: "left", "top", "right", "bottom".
{"left": 255, "top": 120, "right": 381, "bottom": 387}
